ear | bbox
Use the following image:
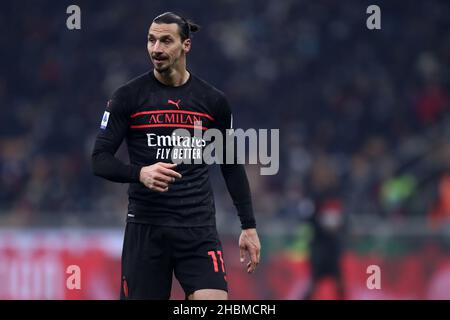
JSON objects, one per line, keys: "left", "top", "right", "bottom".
{"left": 183, "top": 38, "right": 191, "bottom": 54}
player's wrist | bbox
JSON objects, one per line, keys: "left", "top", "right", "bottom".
{"left": 137, "top": 165, "right": 145, "bottom": 183}
{"left": 240, "top": 219, "right": 256, "bottom": 230}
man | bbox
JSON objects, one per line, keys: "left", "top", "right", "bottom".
{"left": 92, "top": 12, "right": 261, "bottom": 300}
{"left": 302, "top": 159, "right": 345, "bottom": 300}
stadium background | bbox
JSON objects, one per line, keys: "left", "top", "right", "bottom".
{"left": 1, "top": 0, "right": 449, "bottom": 299}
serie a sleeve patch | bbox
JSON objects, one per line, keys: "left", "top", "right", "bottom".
{"left": 100, "top": 111, "right": 110, "bottom": 129}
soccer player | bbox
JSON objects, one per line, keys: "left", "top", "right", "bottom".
{"left": 92, "top": 12, "right": 261, "bottom": 300}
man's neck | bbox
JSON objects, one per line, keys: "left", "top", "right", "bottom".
{"left": 154, "top": 68, "right": 190, "bottom": 87}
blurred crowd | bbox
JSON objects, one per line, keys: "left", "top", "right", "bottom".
{"left": 1, "top": 0, "right": 449, "bottom": 228}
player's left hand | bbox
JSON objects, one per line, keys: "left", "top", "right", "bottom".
{"left": 239, "top": 228, "right": 261, "bottom": 274}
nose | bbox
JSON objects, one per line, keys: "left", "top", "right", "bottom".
{"left": 153, "top": 40, "right": 163, "bottom": 53}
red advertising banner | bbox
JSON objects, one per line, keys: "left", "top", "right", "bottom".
{"left": 1, "top": 229, "right": 450, "bottom": 300}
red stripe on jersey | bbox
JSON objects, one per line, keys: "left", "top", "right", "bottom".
{"left": 130, "top": 124, "right": 209, "bottom": 131}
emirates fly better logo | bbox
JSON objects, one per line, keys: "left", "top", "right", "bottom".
{"left": 130, "top": 99, "right": 279, "bottom": 175}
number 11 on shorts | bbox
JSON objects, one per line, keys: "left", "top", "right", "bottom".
{"left": 208, "top": 250, "right": 226, "bottom": 273}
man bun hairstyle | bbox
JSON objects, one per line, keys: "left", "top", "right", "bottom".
{"left": 153, "top": 12, "right": 200, "bottom": 41}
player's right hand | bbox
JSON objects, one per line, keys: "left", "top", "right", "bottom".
{"left": 239, "top": 228, "right": 261, "bottom": 274}
{"left": 139, "top": 162, "right": 182, "bottom": 192}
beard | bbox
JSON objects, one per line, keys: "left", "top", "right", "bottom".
{"left": 152, "top": 57, "right": 171, "bottom": 73}
{"left": 151, "top": 50, "right": 182, "bottom": 74}
{"left": 154, "top": 64, "right": 170, "bottom": 73}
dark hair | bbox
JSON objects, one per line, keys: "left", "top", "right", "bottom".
{"left": 152, "top": 12, "right": 200, "bottom": 41}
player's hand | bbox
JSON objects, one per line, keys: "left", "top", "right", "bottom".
{"left": 139, "top": 162, "right": 182, "bottom": 192}
{"left": 239, "top": 228, "right": 261, "bottom": 274}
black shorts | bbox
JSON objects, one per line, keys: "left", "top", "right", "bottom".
{"left": 120, "top": 222, "right": 228, "bottom": 300}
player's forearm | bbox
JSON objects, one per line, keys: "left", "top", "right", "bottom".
{"left": 92, "top": 151, "right": 141, "bottom": 183}
{"left": 220, "top": 163, "right": 256, "bottom": 229}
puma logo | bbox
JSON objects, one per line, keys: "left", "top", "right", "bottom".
{"left": 168, "top": 99, "right": 181, "bottom": 109}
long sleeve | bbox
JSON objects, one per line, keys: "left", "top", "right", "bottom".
{"left": 220, "top": 164, "right": 256, "bottom": 229}
{"left": 215, "top": 94, "right": 256, "bottom": 229}
{"left": 92, "top": 87, "right": 142, "bottom": 183}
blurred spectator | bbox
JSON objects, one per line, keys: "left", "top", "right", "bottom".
{"left": 301, "top": 157, "right": 346, "bottom": 300}
{"left": 428, "top": 173, "right": 450, "bottom": 228}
